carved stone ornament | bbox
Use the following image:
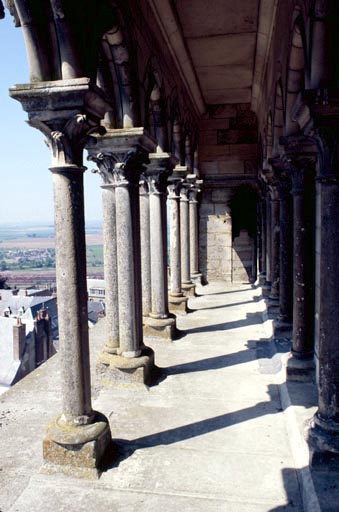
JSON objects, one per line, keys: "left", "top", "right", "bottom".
{"left": 89, "top": 147, "right": 148, "bottom": 186}
{"left": 145, "top": 171, "right": 169, "bottom": 195}
{"left": 167, "top": 178, "right": 183, "bottom": 198}
{"left": 4, "top": 0, "right": 19, "bottom": 25}
{"left": 30, "top": 115, "right": 105, "bottom": 167}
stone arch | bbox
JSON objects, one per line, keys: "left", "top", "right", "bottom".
{"left": 266, "top": 111, "right": 273, "bottom": 163}
{"left": 285, "top": 13, "right": 308, "bottom": 136}
{"left": 169, "top": 94, "right": 184, "bottom": 164}
{"left": 184, "top": 132, "right": 193, "bottom": 170}
{"left": 100, "top": 12, "right": 139, "bottom": 128}
{"left": 272, "top": 79, "right": 285, "bottom": 156}
{"left": 143, "top": 61, "right": 169, "bottom": 151}
{"left": 12, "top": 0, "right": 117, "bottom": 82}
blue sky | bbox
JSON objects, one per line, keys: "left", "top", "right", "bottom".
{"left": 0, "top": 9, "right": 102, "bottom": 224}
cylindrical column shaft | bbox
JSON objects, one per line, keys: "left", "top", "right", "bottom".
{"left": 140, "top": 181, "right": 152, "bottom": 316}
{"left": 269, "top": 195, "right": 280, "bottom": 299}
{"left": 265, "top": 195, "right": 272, "bottom": 285}
{"left": 149, "top": 189, "right": 168, "bottom": 318}
{"left": 169, "top": 191, "right": 182, "bottom": 295}
{"left": 278, "top": 185, "right": 293, "bottom": 321}
{"left": 51, "top": 165, "right": 92, "bottom": 424}
{"left": 316, "top": 176, "right": 339, "bottom": 423}
{"left": 291, "top": 172, "right": 315, "bottom": 359}
{"left": 115, "top": 182, "right": 140, "bottom": 357}
{"left": 101, "top": 185, "right": 119, "bottom": 352}
{"left": 180, "top": 189, "right": 191, "bottom": 284}
{"left": 189, "top": 196, "right": 199, "bottom": 276}
{"left": 259, "top": 198, "right": 267, "bottom": 281}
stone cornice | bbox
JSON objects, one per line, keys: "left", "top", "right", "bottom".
{"left": 251, "top": 0, "right": 279, "bottom": 114}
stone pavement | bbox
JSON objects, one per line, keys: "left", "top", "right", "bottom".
{"left": 0, "top": 282, "right": 329, "bottom": 511}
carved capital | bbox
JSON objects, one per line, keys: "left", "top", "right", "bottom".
{"left": 88, "top": 152, "right": 116, "bottom": 185}
{"left": 31, "top": 114, "right": 105, "bottom": 167}
{"left": 180, "top": 182, "right": 192, "bottom": 201}
{"left": 167, "top": 178, "right": 183, "bottom": 199}
{"left": 144, "top": 171, "right": 169, "bottom": 194}
{"left": 10, "top": 78, "right": 111, "bottom": 167}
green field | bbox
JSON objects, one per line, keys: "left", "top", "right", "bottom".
{"left": 86, "top": 245, "right": 104, "bottom": 270}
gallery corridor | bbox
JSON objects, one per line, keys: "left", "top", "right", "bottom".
{"left": 1, "top": 282, "right": 328, "bottom": 511}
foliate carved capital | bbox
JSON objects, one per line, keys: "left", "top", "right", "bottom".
{"left": 144, "top": 171, "right": 169, "bottom": 194}
{"left": 89, "top": 147, "right": 148, "bottom": 187}
{"left": 88, "top": 152, "right": 116, "bottom": 185}
{"left": 167, "top": 179, "right": 183, "bottom": 199}
{"left": 30, "top": 115, "right": 106, "bottom": 168}
{"left": 188, "top": 186, "right": 201, "bottom": 202}
{"left": 180, "top": 183, "right": 192, "bottom": 201}
{"left": 10, "top": 78, "right": 112, "bottom": 167}
{"left": 280, "top": 135, "right": 317, "bottom": 193}
{"left": 269, "top": 157, "right": 291, "bottom": 197}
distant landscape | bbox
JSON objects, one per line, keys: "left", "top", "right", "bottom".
{"left": 0, "top": 221, "right": 104, "bottom": 288}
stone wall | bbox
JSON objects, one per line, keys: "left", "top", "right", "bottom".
{"left": 198, "top": 103, "right": 257, "bottom": 282}
{"left": 199, "top": 188, "right": 232, "bottom": 282}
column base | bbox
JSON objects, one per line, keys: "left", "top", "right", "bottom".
{"left": 305, "top": 414, "right": 339, "bottom": 469}
{"left": 143, "top": 315, "right": 177, "bottom": 341}
{"left": 286, "top": 353, "right": 315, "bottom": 382}
{"left": 42, "top": 411, "right": 112, "bottom": 479}
{"left": 168, "top": 294, "right": 189, "bottom": 315}
{"left": 262, "top": 281, "right": 271, "bottom": 297}
{"left": 191, "top": 272, "right": 203, "bottom": 285}
{"left": 96, "top": 346, "right": 155, "bottom": 386}
{"left": 259, "top": 272, "right": 266, "bottom": 286}
{"left": 273, "top": 317, "right": 292, "bottom": 338}
{"left": 182, "top": 282, "right": 196, "bottom": 297}
{"left": 267, "top": 297, "right": 280, "bottom": 315}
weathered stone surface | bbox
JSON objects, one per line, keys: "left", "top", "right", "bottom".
{"left": 96, "top": 347, "right": 155, "bottom": 386}
{"left": 168, "top": 294, "right": 189, "bottom": 315}
{"left": 42, "top": 412, "right": 112, "bottom": 479}
{"left": 143, "top": 316, "right": 177, "bottom": 341}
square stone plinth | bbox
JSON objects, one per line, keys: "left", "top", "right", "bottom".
{"left": 182, "top": 283, "right": 196, "bottom": 297}
{"left": 42, "top": 413, "right": 112, "bottom": 479}
{"left": 191, "top": 273, "right": 203, "bottom": 285}
{"left": 143, "top": 316, "right": 177, "bottom": 341}
{"left": 168, "top": 295, "right": 189, "bottom": 315}
{"left": 96, "top": 346, "right": 155, "bottom": 386}
{"left": 286, "top": 354, "right": 315, "bottom": 382}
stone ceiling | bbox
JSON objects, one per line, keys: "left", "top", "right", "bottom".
{"left": 173, "top": 0, "right": 260, "bottom": 105}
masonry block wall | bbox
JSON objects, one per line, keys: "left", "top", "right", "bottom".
{"left": 198, "top": 104, "right": 258, "bottom": 282}
{"left": 199, "top": 190, "right": 232, "bottom": 282}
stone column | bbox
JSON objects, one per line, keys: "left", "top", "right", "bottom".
{"left": 189, "top": 180, "right": 203, "bottom": 285}
{"left": 143, "top": 153, "right": 177, "bottom": 340}
{"left": 168, "top": 176, "right": 188, "bottom": 314}
{"left": 10, "top": 78, "right": 111, "bottom": 477}
{"left": 86, "top": 128, "right": 157, "bottom": 384}
{"left": 276, "top": 169, "right": 293, "bottom": 334}
{"left": 139, "top": 179, "right": 152, "bottom": 317}
{"left": 282, "top": 137, "right": 316, "bottom": 380}
{"left": 307, "top": 169, "right": 339, "bottom": 465}
{"left": 88, "top": 154, "right": 119, "bottom": 354}
{"left": 180, "top": 179, "right": 196, "bottom": 297}
{"left": 258, "top": 192, "right": 267, "bottom": 286}
{"left": 263, "top": 190, "right": 272, "bottom": 296}
{"left": 268, "top": 184, "right": 280, "bottom": 306}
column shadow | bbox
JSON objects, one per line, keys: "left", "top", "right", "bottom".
{"left": 101, "top": 383, "right": 281, "bottom": 471}
{"left": 183, "top": 311, "right": 262, "bottom": 335}
{"left": 191, "top": 295, "right": 261, "bottom": 312}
